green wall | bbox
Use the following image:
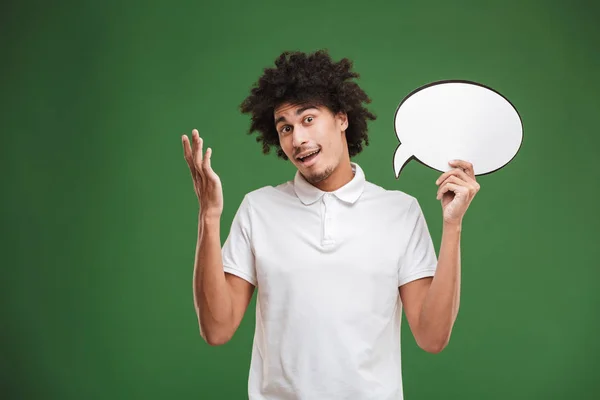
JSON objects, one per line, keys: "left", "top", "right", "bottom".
{"left": 2, "top": 0, "right": 599, "bottom": 398}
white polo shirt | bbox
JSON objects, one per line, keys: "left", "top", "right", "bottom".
{"left": 222, "top": 163, "right": 438, "bottom": 400}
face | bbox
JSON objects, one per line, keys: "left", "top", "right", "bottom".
{"left": 274, "top": 102, "right": 349, "bottom": 185}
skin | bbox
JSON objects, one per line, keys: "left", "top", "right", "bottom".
{"left": 182, "top": 131, "right": 254, "bottom": 346}
{"left": 274, "top": 102, "right": 352, "bottom": 191}
{"left": 182, "top": 102, "right": 480, "bottom": 352}
{"left": 401, "top": 159, "right": 480, "bottom": 353}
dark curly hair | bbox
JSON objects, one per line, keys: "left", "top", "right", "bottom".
{"left": 240, "top": 49, "right": 377, "bottom": 160}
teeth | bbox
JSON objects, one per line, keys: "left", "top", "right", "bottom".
{"left": 299, "top": 150, "right": 319, "bottom": 160}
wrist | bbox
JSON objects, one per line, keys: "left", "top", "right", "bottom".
{"left": 442, "top": 220, "right": 463, "bottom": 233}
{"left": 199, "top": 211, "right": 221, "bottom": 225}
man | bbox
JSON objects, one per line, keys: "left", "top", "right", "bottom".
{"left": 182, "top": 50, "right": 480, "bottom": 399}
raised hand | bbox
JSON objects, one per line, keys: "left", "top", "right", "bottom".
{"left": 182, "top": 129, "right": 223, "bottom": 219}
{"left": 435, "top": 160, "right": 480, "bottom": 226}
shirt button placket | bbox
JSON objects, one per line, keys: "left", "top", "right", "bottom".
{"left": 322, "top": 193, "right": 334, "bottom": 246}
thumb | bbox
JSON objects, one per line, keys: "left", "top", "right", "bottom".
{"left": 204, "top": 147, "right": 212, "bottom": 170}
{"left": 204, "top": 147, "right": 218, "bottom": 180}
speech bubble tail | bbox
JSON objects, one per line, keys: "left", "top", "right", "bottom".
{"left": 393, "top": 143, "right": 414, "bottom": 179}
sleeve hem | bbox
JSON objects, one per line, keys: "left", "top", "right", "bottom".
{"left": 223, "top": 265, "right": 257, "bottom": 287}
{"left": 398, "top": 267, "right": 436, "bottom": 287}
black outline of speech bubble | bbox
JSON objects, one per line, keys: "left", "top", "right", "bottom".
{"left": 392, "top": 79, "right": 524, "bottom": 178}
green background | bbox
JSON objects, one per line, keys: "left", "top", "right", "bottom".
{"left": 2, "top": 0, "right": 599, "bottom": 398}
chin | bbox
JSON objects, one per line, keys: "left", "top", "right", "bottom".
{"left": 304, "top": 164, "right": 334, "bottom": 184}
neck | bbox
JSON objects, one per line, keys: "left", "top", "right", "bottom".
{"left": 314, "top": 160, "right": 354, "bottom": 192}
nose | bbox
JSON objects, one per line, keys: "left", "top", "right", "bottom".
{"left": 292, "top": 124, "right": 310, "bottom": 149}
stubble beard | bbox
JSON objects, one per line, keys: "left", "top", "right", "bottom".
{"left": 303, "top": 164, "right": 335, "bottom": 184}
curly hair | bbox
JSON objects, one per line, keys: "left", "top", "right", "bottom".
{"left": 240, "top": 50, "right": 377, "bottom": 160}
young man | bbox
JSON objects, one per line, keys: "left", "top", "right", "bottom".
{"left": 182, "top": 50, "right": 480, "bottom": 399}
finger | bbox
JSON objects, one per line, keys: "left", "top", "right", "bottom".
{"left": 203, "top": 147, "right": 214, "bottom": 175}
{"left": 182, "top": 134, "right": 193, "bottom": 163}
{"left": 437, "top": 175, "right": 476, "bottom": 198}
{"left": 444, "top": 167, "right": 481, "bottom": 193}
{"left": 436, "top": 179, "right": 450, "bottom": 200}
{"left": 189, "top": 130, "right": 197, "bottom": 160}
{"left": 440, "top": 173, "right": 474, "bottom": 191}
{"left": 203, "top": 148, "right": 222, "bottom": 188}
{"left": 438, "top": 175, "right": 465, "bottom": 189}
{"left": 436, "top": 168, "right": 471, "bottom": 186}
{"left": 182, "top": 135, "right": 194, "bottom": 168}
{"left": 437, "top": 176, "right": 470, "bottom": 197}
{"left": 437, "top": 182, "right": 467, "bottom": 200}
{"left": 448, "top": 159, "right": 475, "bottom": 178}
{"left": 182, "top": 134, "right": 200, "bottom": 177}
{"left": 193, "top": 130, "right": 204, "bottom": 170}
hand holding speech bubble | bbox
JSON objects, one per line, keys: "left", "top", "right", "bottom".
{"left": 393, "top": 80, "right": 523, "bottom": 178}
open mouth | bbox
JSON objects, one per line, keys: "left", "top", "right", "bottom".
{"left": 297, "top": 149, "right": 321, "bottom": 165}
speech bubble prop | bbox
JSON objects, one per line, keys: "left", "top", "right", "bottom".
{"left": 393, "top": 80, "right": 523, "bottom": 178}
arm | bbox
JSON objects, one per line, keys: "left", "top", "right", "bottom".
{"left": 400, "top": 160, "right": 480, "bottom": 354}
{"left": 400, "top": 222, "right": 461, "bottom": 354}
{"left": 183, "top": 129, "right": 255, "bottom": 346}
{"left": 193, "top": 215, "right": 255, "bottom": 346}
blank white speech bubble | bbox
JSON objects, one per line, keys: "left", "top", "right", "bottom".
{"left": 393, "top": 80, "right": 523, "bottom": 178}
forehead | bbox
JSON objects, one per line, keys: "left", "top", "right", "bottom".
{"left": 274, "top": 102, "right": 322, "bottom": 118}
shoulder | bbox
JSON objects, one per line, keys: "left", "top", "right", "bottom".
{"left": 362, "top": 180, "right": 419, "bottom": 211}
{"left": 241, "top": 180, "right": 297, "bottom": 208}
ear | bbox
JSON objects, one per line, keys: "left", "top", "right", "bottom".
{"left": 337, "top": 112, "right": 349, "bottom": 131}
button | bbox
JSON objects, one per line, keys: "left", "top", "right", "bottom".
{"left": 322, "top": 239, "right": 335, "bottom": 247}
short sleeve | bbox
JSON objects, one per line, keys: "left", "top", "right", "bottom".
{"left": 398, "top": 198, "right": 438, "bottom": 287}
{"left": 222, "top": 195, "right": 257, "bottom": 286}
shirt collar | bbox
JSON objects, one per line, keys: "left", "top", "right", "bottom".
{"left": 293, "top": 162, "right": 366, "bottom": 205}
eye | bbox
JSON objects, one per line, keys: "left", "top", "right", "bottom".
{"left": 280, "top": 125, "right": 292, "bottom": 134}
{"left": 304, "top": 116, "right": 314, "bottom": 123}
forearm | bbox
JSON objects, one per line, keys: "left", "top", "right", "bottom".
{"left": 418, "top": 222, "right": 462, "bottom": 352}
{"left": 193, "top": 214, "right": 234, "bottom": 344}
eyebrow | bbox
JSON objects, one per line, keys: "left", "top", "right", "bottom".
{"left": 274, "top": 104, "right": 320, "bottom": 127}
